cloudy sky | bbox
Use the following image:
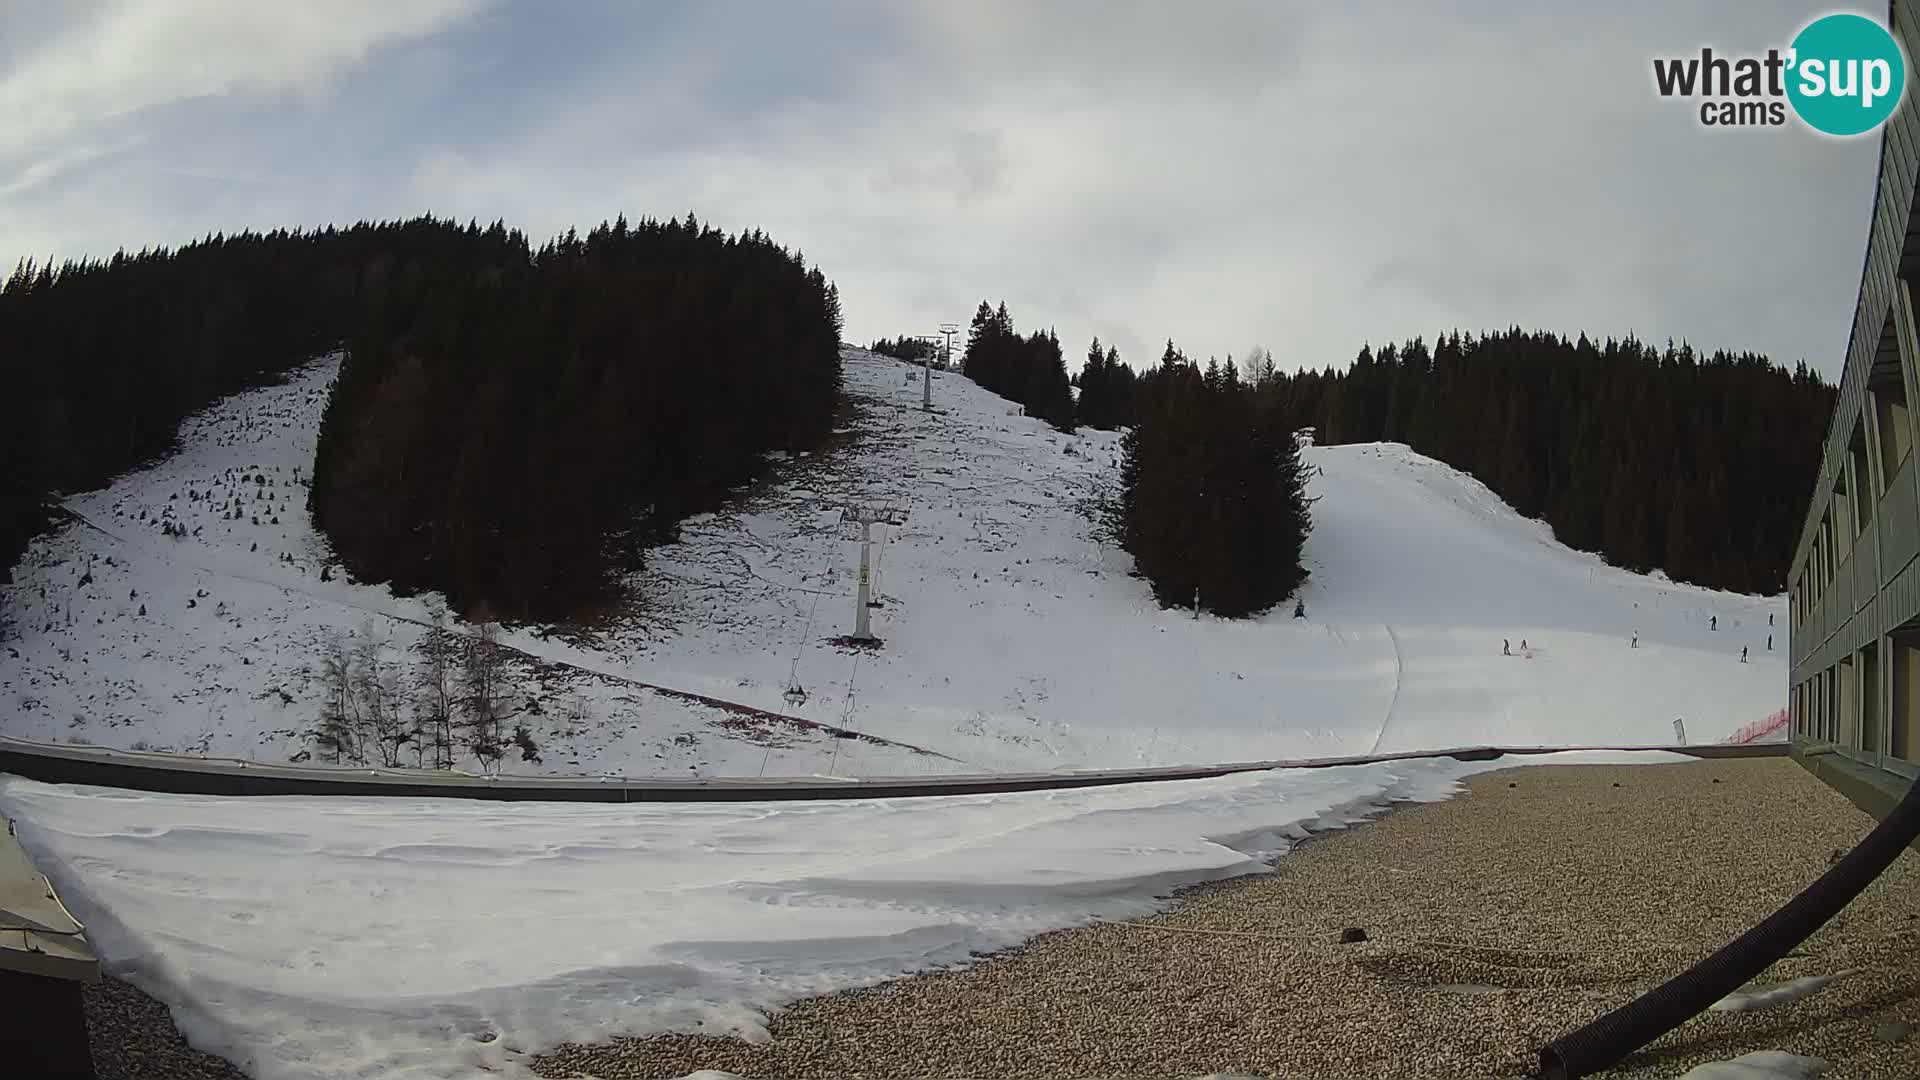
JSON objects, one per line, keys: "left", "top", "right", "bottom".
{"left": 0, "top": 1, "right": 1885, "bottom": 376}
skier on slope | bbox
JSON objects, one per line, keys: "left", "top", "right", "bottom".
{"left": 1740, "top": 646, "right": 1748, "bottom": 663}
{"left": 1504, "top": 639, "right": 1511, "bottom": 656}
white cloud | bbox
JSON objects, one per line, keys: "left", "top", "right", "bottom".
{"left": 0, "top": 0, "right": 493, "bottom": 167}
{"left": 0, "top": 0, "right": 1881, "bottom": 376}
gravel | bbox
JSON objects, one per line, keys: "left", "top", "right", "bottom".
{"left": 529, "top": 758, "right": 1920, "bottom": 1079}
{"left": 84, "top": 976, "right": 248, "bottom": 1080}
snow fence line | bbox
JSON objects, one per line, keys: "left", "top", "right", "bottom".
{"left": 1721, "top": 710, "right": 1791, "bottom": 746}
{"left": 0, "top": 732, "right": 1788, "bottom": 803}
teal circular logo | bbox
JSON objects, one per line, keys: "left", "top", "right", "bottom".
{"left": 1787, "top": 13, "right": 1906, "bottom": 136}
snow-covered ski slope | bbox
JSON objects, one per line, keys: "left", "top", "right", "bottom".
{"left": 0, "top": 346, "right": 1785, "bottom": 777}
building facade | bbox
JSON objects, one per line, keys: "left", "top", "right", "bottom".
{"left": 1788, "top": 1, "right": 1920, "bottom": 794}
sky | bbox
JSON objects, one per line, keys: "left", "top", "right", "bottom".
{"left": 0, "top": 1, "right": 1887, "bottom": 378}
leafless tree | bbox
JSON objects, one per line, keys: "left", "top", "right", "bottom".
{"left": 352, "top": 623, "right": 408, "bottom": 767}
{"left": 460, "top": 622, "right": 506, "bottom": 771}
{"left": 1245, "top": 345, "right": 1277, "bottom": 386}
{"left": 316, "top": 629, "right": 358, "bottom": 763}
{"left": 562, "top": 692, "right": 593, "bottom": 731}
{"left": 412, "top": 614, "right": 458, "bottom": 769}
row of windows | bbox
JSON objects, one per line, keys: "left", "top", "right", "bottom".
{"left": 1789, "top": 305, "right": 1914, "bottom": 633}
{"left": 1792, "top": 635, "right": 1918, "bottom": 764}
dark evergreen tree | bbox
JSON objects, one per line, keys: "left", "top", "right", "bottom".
{"left": 1025, "top": 328, "right": 1075, "bottom": 432}
{"left": 1075, "top": 338, "right": 1141, "bottom": 430}
{"left": 1107, "top": 346, "right": 1138, "bottom": 428}
{"left": 1076, "top": 337, "right": 1108, "bottom": 427}
{"left": 868, "top": 335, "right": 937, "bottom": 363}
{"left": 1119, "top": 343, "right": 1312, "bottom": 617}
{"left": 961, "top": 303, "right": 1075, "bottom": 431}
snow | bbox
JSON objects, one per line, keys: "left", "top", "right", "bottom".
{"left": 2, "top": 347, "right": 1786, "bottom": 777}
{"left": 0, "top": 749, "right": 1688, "bottom": 1080}
{"left": 1676, "top": 1051, "right": 1832, "bottom": 1079}
{"left": 1710, "top": 971, "right": 1854, "bottom": 1013}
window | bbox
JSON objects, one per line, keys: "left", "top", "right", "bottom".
{"left": 1850, "top": 425, "right": 1874, "bottom": 531}
{"left": 1833, "top": 469, "right": 1857, "bottom": 546}
{"left": 1893, "top": 630, "right": 1920, "bottom": 763}
{"left": 1871, "top": 309, "right": 1911, "bottom": 485}
{"left": 1824, "top": 511, "right": 1836, "bottom": 585}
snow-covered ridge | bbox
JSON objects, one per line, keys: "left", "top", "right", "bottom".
{"left": 2, "top": 347, "right": 1785, "bottom": 777}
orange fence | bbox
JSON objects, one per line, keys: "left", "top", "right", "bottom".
{"left": 1721, "top": 709, "right": 1790, "bottom": 745}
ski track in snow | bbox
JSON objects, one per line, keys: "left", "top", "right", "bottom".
{"left": 1369, "top": 621, "right": 1405, "bottom": 756}
{"left": 2, "top": 347, "right": 1787, "bottom": 779}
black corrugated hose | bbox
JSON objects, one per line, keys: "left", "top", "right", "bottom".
{"left": 1538, "top": 766, "right": 1920, "bottom": 1079}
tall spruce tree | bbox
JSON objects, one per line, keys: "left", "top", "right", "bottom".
{"left": 1077, "top": 337, "right": 1108, "bottom": 428}
{"left": 1026, "top": 328, "right": 1075, "bottom": 432}
{"left": 1106, "top": 346, "right": 1137, "bottom": 428}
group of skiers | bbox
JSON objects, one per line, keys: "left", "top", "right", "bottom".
{"left": 1508, "top": 611, "right": 1777, "bottom": 662}
{"left": 1713, "top": 611, "right": 1776, "bottom": 664}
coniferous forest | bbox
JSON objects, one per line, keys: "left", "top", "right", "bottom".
{"left": 310, "top": 214, "right": 843, "bottom": 619}
{"left": 1073, "top": 336, "right": 1139, "bottom": 431}
{"left": 0, "top": 217, "right": 522, "bottom": 585}
{"left": 868, "top": 335, "right": 944, "bottom": 365}
{"left": 2, "top": 214, "right": 842, "bottom": 623}
{"left": 980, "top": 319, "right": 1827, "bottom": 611}
{"left": 961, "top": 302, "right": 1076, "bottom": 432}
{"left": 4, "top": 216, "right": 1834, "bottom": 628}
{"left": 1254, "top": 329, "right": 1832, "bottom": 595}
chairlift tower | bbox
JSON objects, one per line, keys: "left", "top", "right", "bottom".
{"left": 915, "top": 334, "right": 943, "bottom": 411}
{"left": 939, "top": 323, "right": 959, "bottom": 368}
{"left": 839, "top": 504, "right": 905, "bottom": 641}
{"left": 939, "top": 322, "right": 960, "bottom": 379}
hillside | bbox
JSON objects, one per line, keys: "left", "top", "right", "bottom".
{"left": 1262, "top": 331, "right": 1832, "bottom": 595}
{"left": 0, "top": 347, "right": 1785, "bottom": 775}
